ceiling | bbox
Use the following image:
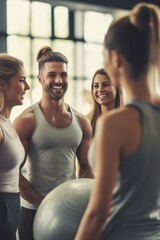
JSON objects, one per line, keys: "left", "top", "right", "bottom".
{"left": 32, "top": 0, "right": 160, "bottom": 11}
{"left": 61, "top": 0, "right": 160, "bottom": 10}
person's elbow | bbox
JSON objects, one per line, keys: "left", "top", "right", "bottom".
{"left": 86, "top": 208, "right": 107, "bottom": 229}
{"left": 79, "top": 165, "right": 94, "bottom": 178}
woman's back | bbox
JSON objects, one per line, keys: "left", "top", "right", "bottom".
{"left": 101, "top": 99, "right": 160, "bottom": 240}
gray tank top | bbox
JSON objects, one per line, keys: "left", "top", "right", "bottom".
{"left": 0, "top": 118, "right": 24, "bottom": 192}
{"left": 22, "top": 103, "right": 83, "bottom": 209}
{"left": 89, "top": 99, "right": 160, "bottom": 240}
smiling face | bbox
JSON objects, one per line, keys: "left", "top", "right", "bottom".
{"left": 39, "top": 61, "right": 68, "bottom": 101}
{"left": 92, "top": 73, "right": 117, "bottom": 108}
{"left": 3, "top": 66, "right": 30, "bottom": 107}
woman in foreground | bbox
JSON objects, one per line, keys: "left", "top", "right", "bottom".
{"left": 75, "top": 3, "right": 160, "bottom": 240}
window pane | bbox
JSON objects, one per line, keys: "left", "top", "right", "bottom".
{"left": 84, "top": 11, "right": 113, "bottom": 43}
{"left": 54, "top": 6, "right": 69, "bottom": 38}
{"left": 74, "top": 79, "right": 85, "bottom": 112}
{"left": 31, "top": 84, "right": 42, "bottom": 104}
{"left": 53, "top": 39, "right": 74, "bottom": 77}
{"left": 7, "top": 35, "right": 31, "bottom": 76}
{"left": 77, "top": 81, "right": 92, "bottom": 115}
{"left": 32, "top": 38, "right": 52, "bottom": 77}
{"left": 75, "top": 42, "right": 85, "bottom": 78}
{"left": 65, "top": 77, "right": 74, "bottom": 108}
{"left": 84, "top": 43, "right": 103, "bottom": 78}
{"left": 7, "top": 0, "right": 30, "bottom": 35}
{"left": 75, "top": 11, "right": 84, "bottom": 39}
{"left": 31, "top": 2, "right": 51, "bottom": 38}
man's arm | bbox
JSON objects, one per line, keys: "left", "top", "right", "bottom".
{"left": 13, "top": 108, "right": 44, "bottom": 207}
{"left": 76, "top": 113, "right": 94, "bottom": 179}
{"left": 19, "top": 172, "right": 44, "bottom": 208}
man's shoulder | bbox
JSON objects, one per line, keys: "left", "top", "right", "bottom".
{"left": 13, "top": 105, "right": 37, "bottom": 137}
{"left": 70, "top": 108, "right": 91, "bottom": 134}
{"left": 13, "top": 105, "right": 36, "bottom": 125}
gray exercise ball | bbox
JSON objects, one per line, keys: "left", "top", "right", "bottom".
{"left": 33, "top": 178, "right": 94, "bottom": 240}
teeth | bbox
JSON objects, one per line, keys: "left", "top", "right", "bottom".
{"left": 98, "top": 94, "right": 107, "bottom": 99}
{"left": 52, "top": 86, "right": 62, "bottom": 89}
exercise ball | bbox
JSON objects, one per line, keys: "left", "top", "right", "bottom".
{"left": 33, "top": 178, "right": 94, "bottom": 240}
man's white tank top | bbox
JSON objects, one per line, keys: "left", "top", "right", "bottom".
{"left": 22, "top": 103, "right": 83, "bottom": 209}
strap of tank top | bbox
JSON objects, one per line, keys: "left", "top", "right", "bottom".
{"left": 30, "top": 102, "right": 43, "bottom": 126}
{"left": 30, "top": 102, "right": 40, "bottom": 112}
{"left": 69, "top": 105, "right": 83, "bottom": 132}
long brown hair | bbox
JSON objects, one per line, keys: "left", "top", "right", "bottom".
{"left": 87, "top": 68, "right": 123, "bottom": 136}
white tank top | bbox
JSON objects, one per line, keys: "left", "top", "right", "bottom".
{"left": 22, "top": 103, "right": 83, "bottom": 209}
{"left": 0, "top": 117, "right": 25, "bottom": 192}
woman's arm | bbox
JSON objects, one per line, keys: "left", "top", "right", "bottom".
{"left": 75, "top": 110, "right": 123, "bottom": 240}
{"left": 76, "top": 113, "right": 94, "bottom": 179}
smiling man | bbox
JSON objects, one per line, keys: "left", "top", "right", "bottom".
{"left": 13, "top": 46, "right": 94, "bottom": 240}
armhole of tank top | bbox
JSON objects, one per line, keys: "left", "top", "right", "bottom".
{"left": 30, "top": 103, "right": 41, "bottom": 133}
{"left": 122, "top": 103, "right": 149, "bottom": 162}
{"left": 126, "top": 103, "right": 145, "bottom": 144}
{"left": 126, "top": 103, "right": 143, "bottom": 125}
{"left": 127, "top": 103, "right": 143, "bottom": 118}
{"left": 69, "top": 106, "right": 83, "bottom": 133}
{"left": 0, "top": 125, "right": 6, "bottom": 146}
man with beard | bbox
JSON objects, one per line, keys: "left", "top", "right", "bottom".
{"left": 13, "top": 46, "right": 94, "bottom": 240}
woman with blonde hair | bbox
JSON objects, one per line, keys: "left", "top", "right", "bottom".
{"left": 0, "top": 53, "right": 29, "bottom": 240}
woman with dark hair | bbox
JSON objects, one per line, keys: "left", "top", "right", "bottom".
{"left": 87, "top": 68, "right": 123, "bottom": 136}
{"left": 76, "top": 3, "right": 160, "bottom": 240}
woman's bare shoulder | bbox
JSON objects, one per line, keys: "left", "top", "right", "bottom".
{"left": 98, "top": 106, "right": 141, "bottom": 136}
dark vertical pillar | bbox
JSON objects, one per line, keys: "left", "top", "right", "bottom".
{"left": 0, "top": 0, "right": 7, "bottom": 52}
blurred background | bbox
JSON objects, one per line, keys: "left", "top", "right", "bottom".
{"left": 0, "top": 0, "right": 159, "bottom": 120}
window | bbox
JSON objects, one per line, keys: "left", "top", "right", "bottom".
{"left": 6, "top": 0, "right": 120, "bottom": 118}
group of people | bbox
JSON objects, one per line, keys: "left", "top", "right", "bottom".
{"left": 0, "top": 47, "right": 121, "bottom": 240}
{"left": 0, "top": 2, "right": 160, "bottom": 240}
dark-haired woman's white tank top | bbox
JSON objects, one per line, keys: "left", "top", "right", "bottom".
{"left": 21, "top": 103, "right": 83, "bottom": 209}
{"left": 89, "top": 99, "right": 160, "bottom": 240}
